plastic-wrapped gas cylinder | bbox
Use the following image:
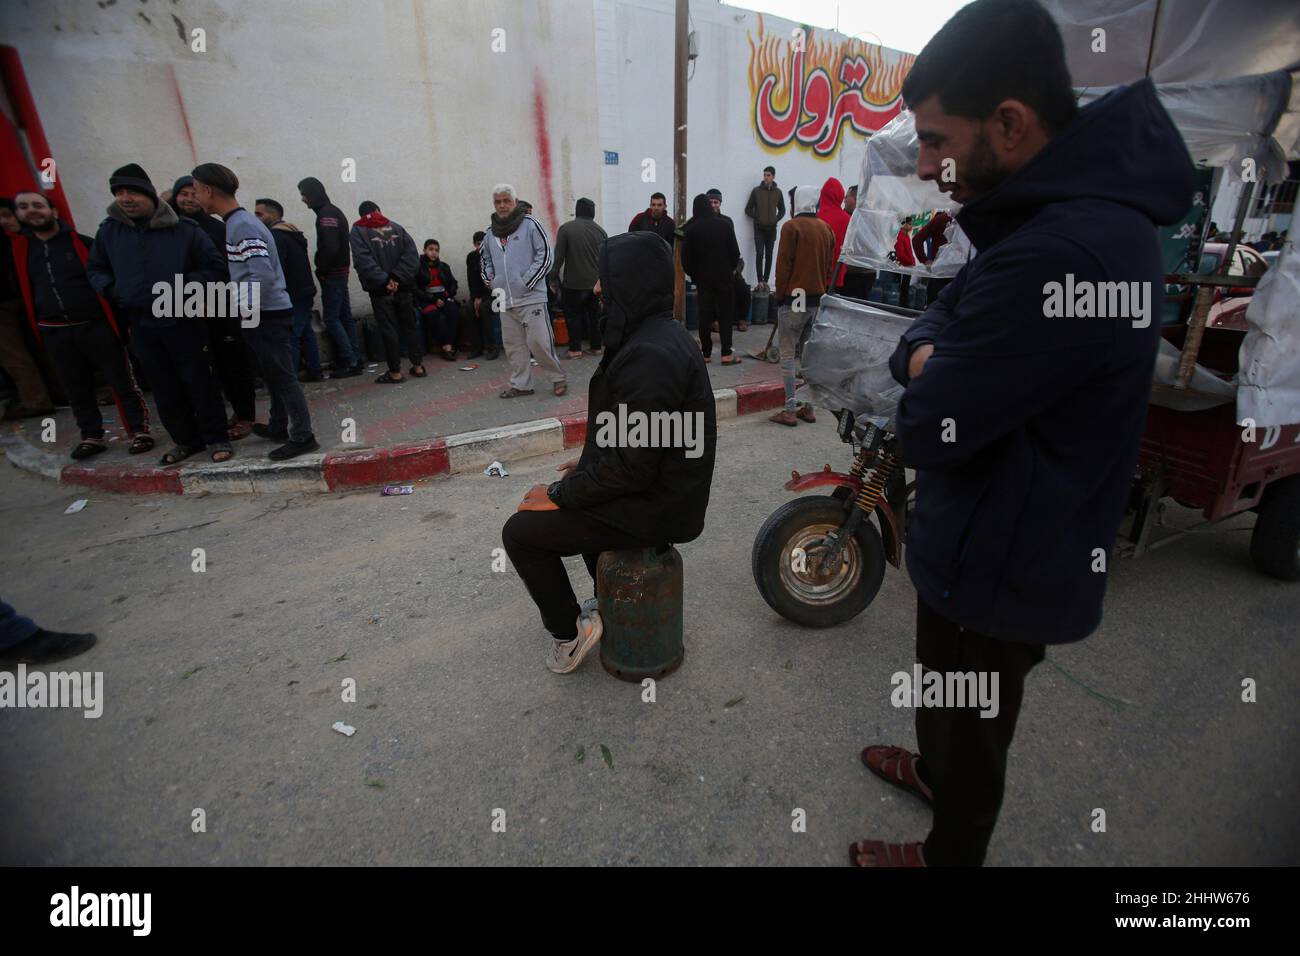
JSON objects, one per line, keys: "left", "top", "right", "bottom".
{"left": 597, "top": 546, "right": 684, "bottom": 681}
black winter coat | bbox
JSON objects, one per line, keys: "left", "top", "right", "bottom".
{"left": 886, "top": 79, "right": 1195, "bottom": 645}
{"left": 270, "top": 224, "right": 318, "bottom": 304}
{"left": 681, "top": 195, "right": 740, "bottom": 289}
{"left": 551, "top": 231, "right": 717, "bottom": 544}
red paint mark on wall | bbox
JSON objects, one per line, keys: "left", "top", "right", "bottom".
{"left": 532, "top": 72, "right": 557, "bottom": 234}
{"left": 167, "top": 63, "right": 197, "bottom": 166}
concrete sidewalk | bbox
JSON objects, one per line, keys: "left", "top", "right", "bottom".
{"left": 2, "top": 325, "right": 786, "bottom": 495}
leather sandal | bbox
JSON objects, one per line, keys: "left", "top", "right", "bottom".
{"left": 849, "top": 840, "right": 926, "bottom": 867}
{"left": 861, "top": 745, "right": 934, "bottom": 806}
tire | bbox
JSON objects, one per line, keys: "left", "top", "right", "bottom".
{"left": 1250, "top": 476, "right": 1300, "bottom": 581}
{"left": 751, "top": 495, "right": 887, "bottom": 627}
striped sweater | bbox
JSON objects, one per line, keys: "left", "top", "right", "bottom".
{"left": 223, "top": 207, "right": 292, "bottom": 313}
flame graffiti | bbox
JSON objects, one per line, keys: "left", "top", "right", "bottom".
{"left": 748, "top": 15, "right": 914, "bottom": 159}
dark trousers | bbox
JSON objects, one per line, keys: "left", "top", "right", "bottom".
{"left": 561, "top": 288, "right": 601, "bottom": 350}
{"left": 419, "top": 300, "right": 460, "bottom": 352}
{"left": 733, "top": 274, "right": 751, "bottom": 324}
{"left": 469, "top": 298, "right": 503, "bottom": 352}
{"left": 320, "top": 274, "right": 359, "bottom": 368}
{"left": 41, "top": 321, "right": 150, "bottom": 440}
{"left": 753, "top": 225, "right": 777, "bottom": 282}
{"left": 839, "top": 270, "right": 876, "bottom": 301}
{"left": 128, "top": 318, "right": 228, "bottom": 447}
{"left": 696, "top": 282, "right": 735, "bottom": 358}
{"left": 243, "top": 311, "right": 314, "bottom": 443}
{"left": 915, "top": 595, "right": 1045, "bottom": 866}
{"left": 502, "top": 509, "right": 655, "bottom": 640}
{"left": 290, "top": 297, "right": 323, "bottom": 376}
{"left": 208, "top": 315, "right": 257, "bottom": 422}
{"left": 370, "top": 291, "right": 421, "bottom": 373}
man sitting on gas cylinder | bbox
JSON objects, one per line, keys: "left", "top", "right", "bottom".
{"left": 501, "top": 230, "right": 717, "bottom": 674}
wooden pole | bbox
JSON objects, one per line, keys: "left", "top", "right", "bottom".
{"left": 672, "top": 0, "right": 688, "bottom": 322}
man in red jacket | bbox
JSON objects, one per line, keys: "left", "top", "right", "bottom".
{"left": 816, "top": 177, "right": 850, "bottom": 291}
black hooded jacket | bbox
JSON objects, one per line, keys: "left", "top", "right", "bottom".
{"left": 172, "top": 176, "right": 231, "bottom": 281}
{"left": 886, "top": 78, "right": 1195, "bottom": 645}
{"left": 297, "top": 177, "right": 351, "bottom": 278}
{"left": 550, "top": 231, "right": 717, "bottom": 544}
{"left": 681, "top": 194, "right": 740, "bottom": 289}
{"left": 269, "top": 222, "right": 318, "bottom": 304}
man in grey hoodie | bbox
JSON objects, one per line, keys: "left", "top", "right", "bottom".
{"left": 480, "top": 184, "right": 566, "bottom": 398}
{"left": 192, "top": 163, "right": 318, "bottom": 461}
{"left": 549, "top": 197, "right": 607, "bottom": 358}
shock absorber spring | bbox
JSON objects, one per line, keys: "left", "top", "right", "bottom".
{"left": 849, "top": 446, "right": 872, "bottom": 481}
{"left": 854, "top": 449, "right": 899, "bottom": 515}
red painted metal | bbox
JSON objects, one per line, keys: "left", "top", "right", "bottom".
{"left": 0, "top": 45, "right": 75, "bottom": 229}
{"left": 1139, "top": 403, "right": 1300, "bottom": 520}
{"left": 783, "top": 469, "right": 860, "bottom": 493}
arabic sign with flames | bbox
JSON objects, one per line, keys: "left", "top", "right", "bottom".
{"left": 748, "top": 17, "right": 914, "bottom": 158}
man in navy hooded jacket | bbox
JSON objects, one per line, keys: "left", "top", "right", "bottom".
{"left": 851, "top": 0, "right": 1194, "bottom": 868}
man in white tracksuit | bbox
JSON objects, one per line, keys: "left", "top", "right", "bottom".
{"left": 479, "top": 184, "right": 567, "bottom": 398}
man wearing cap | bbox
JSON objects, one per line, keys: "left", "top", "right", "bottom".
{"left": 86, "top": 163, "right": 231, "bottom": 466}
{"left": 191, "top": 163, "right": 319, "bottom": 461}
{"left": 172, "top": 173, "right": 257, "bottom": 440}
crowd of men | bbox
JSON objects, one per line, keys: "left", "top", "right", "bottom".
{"left": 1, "top": 164, "right": 875, "bottom": 463}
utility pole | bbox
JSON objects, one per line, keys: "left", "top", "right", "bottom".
{"left": 672, "top": 0, "right": 688, "bottom": 322}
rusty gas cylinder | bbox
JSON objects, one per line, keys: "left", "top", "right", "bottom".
{"left": 596, "top": 546, "right": 684, "bottom": 681}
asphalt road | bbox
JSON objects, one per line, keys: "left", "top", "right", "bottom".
{"left": 1, "top": 413, "right": 1296, "bottom": 865}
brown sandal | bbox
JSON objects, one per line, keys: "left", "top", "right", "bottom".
{"left": 861, "top": 745, "right": 934, "bottom": 805}
{"left": 227, "top": 420, "right": 253, "bottom": 441}
{"left": 849, "top": 840, "right": 926, "bottom": 867}
{"left": 553, "top": 381, "right": 568, "bottom": 396}
{"left": 127, "top": 434, "right": 156, "bottom": 455}
{"left": 499, "top": 387, "right": 535, "bottom": 399}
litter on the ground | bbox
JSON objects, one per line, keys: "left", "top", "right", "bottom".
{"left": 459, "top": 365, "right": 479, "bottom": 371}
{"left": 484, "top": 460, "right": 509, "bottom": 477}
{"left": 382, "top": 485, "right": 414, "bottom": 496}
{"left": 64, "top": 499, "right": 88, "bottom": 514}
{"left": 530, "top": 358, "right": 539, "bottom": 366}
{"left": 332, "top": 721, "right": 356, "bottom": 737}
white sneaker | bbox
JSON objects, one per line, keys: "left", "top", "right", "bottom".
{"left": 546, "top": 603, "right": 603, "bottom": 674}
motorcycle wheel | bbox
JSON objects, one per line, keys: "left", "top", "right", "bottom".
{"left": 751, "top": 495, "right": 886, "bottom": 628}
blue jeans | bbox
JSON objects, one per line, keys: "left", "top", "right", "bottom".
{"left": 320, "top": 274, "right": 359, "bottom": 368}
{"left": 1, "top": 597, "right": 40, "bottom": 649}
{"left": 290, "top": 298, "right": 322, "bottom": 376}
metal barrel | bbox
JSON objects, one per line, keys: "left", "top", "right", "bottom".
{"left": 597, "top": 546, "right": 684, "bottom": 681}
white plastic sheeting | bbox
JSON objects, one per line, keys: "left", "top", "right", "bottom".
{"left": 1040, "top": 0, "right": 1300, "bottom": 87}
{"left": 838, "top": 111, "right": 973, "bottom": 277}
{"left": 1077, "top": 71, "right": 1296, "bottom": 183}
{"left": 1237, "top": 241, "right": 1300, "bottom": 427}
{"left": 795, "top": 294, "right": 911, "bottom": 426}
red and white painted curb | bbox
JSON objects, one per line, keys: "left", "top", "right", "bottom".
{"left": 2, "top": 382, "right": 785, "bottom": 496}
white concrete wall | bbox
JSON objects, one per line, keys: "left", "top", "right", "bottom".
{"left": 594, "top": 0, "right": 912, "bottom": 285}
{"left": 2, "top": 0, "right": 910, "bottom": 298}
{"left": 0, "top": 0, "right": 602, "bottom": 311}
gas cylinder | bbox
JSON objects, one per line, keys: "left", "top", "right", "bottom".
{"left": 596, "top": 546, "right": 684, "bottom": 681}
